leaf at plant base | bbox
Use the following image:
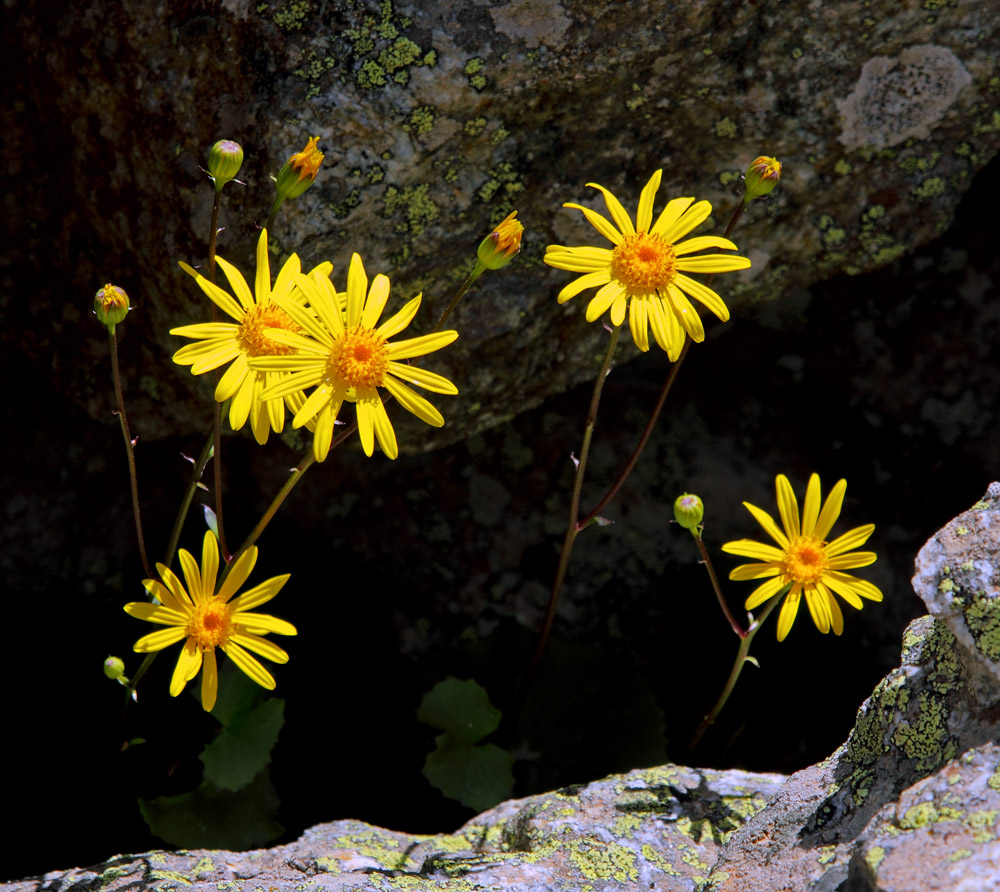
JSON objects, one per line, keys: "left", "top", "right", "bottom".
{"left": 200, "top": 697, "right": 285, "bottom": 792}
{"left": 139, "top": 770, "right": 282, "bottom": 850}
{"left": 423, "top": 736, "right": 515, "bottom": 812}
{"left": 416, "top": 676, "right": 501, "bottom": 744}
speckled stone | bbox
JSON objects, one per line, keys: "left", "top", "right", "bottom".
{"left": 4, "top": 0, "right": 999, "bottom": 444}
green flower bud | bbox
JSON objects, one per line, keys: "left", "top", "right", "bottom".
{"left": 103, "top": 655, "right": 126, "bottom": 680}
{"left": 274, "top": 136, "right": 324, "bottom": 202}
{"left": 476, "top": 211, "right": 524, "bottom": 270}
{"left": 743, "top": 155, "right": 782, "bottom": 201}
{"left": 673, "top": 493, "right": 704, "bottom": 532}
{"left": 207, "top": 140, "right": 244, "bottom": 191}
{"left": 93, "top": 283, "right": 130, "bottom": 330}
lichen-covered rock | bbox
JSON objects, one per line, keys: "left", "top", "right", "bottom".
{"left": 4, "top": 0, "right": 999, "bottom": 446}
{"left": 8, "top": 765, "right": 785, "bottom": 891}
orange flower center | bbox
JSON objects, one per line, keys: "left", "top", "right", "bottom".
{"left": 611, "top": 231, "right": 677, "bottom": 292}
{"left": 238, "top": 304, "right": 299, "bottom": 357}
{"left": 327, "top": 325, "right": 389, "bottom": 390}
{"left": 783, "top": 537, "right": 829, "bottom": 585}
{"left": 187, "top": 597, "right": 233, "bottom": 651}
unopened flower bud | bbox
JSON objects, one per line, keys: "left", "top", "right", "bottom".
{"left": 674, "top": 493, "right": 704, "bottom": 532}
{"left": 94, "top": 283, "right": 130, "bottom": 330}
{"left": 103, "top": 655, "right": 126, "bottom": 680}
{"left": 477, "top": 211, "right": 524, "bottom": 270}
{"left": 207, "top": 140, "right": 244, "bottom": 191}
{"left": 743, "top": 156, "right": 781, "bottom": 200}
{"left": 274, "top": 136, "right": 324, "bottom": 202}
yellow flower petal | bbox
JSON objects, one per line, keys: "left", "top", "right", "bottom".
{"left": 775, "top": 474, "right": 801, "bottom": 539}
{"left": 201, "top": 649, "right": 218, "bottom": 712}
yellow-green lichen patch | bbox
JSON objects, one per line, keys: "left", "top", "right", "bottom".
{"left": 344, "top": 1, "right": 432, "bottom": 89}
{"left": 612, "top": 812, "right": 642, "bottom": 837}
{"left": 893, "top": 692, "right": 954, "bottom": 771}
{"left": 272, "top": 0, "right": 311, "bottom": 30}
{"left": 329, "top": 832, "right": 409, "bottom": 870}
{"left": 191, "top": 857, "right": 214, "bottom": 877}
{"left": 718, "top": 170, "right": 741, "bottom": 187}
{"left": 464, "top": 57, "right": 487, "bottom": 91}
{"left": 382, "top": 183, "right": 440, "bottom": 236}
{"left": 568, "top": 840, "right": 638, "bottom": 882}
{"left": 965, "top": 595, "right": 1000, "bottom": 661}
{"left": 816, "top": 213, "right": 846, "bottom": 250}
{"left": 949, "top": 847, "right": 973, "bottom": 862}
{"left": 900, "top": 801, "right": 940, "bottom": 830}
{"left": 817, "top": 845, "right": 837, "bottom": 865}
{"left": 834, "top": 159, "right": 852, "bottom": 175}
{"left": 100, "top": 866, "right": 127, "bottom": 885}
{"left": 148, "top": 870, "right": 191, "bottom": 887}
{"left": 330, "top": 187, "right": 362, "bottom": 219}
{"left": 939, "top": 578, "right": 955, "bottom": 593}
{"left": 641, "top": 843, "right": 681, "bottom": 877}
{"left": 367, "top": 165, "right": 385, "bottom": 184}
{"left": 897, "top": 150, "right": 940, "bottom": 175}
{"left": 987, "top": 765, "right": 1000, "bottom": 792}
{"left": 964, "top": 809, "right": 999, "bottom": 844}
{"left": 403, "top": 105, "right": 436, "bottom": 136}
{"left": 713, "top": 117, "right": 737, "bottom": 139}
{"left": 293, "top": 51, "right": 337, "bottom": 97}
{"left": 475, "top": 163, "right": 525, "bottom": 207}
{"left": 313, "top": 857, "right": 343, "bottom": 875}
{"left": 464, "top": 117, "right": 487, "bottom": 137}
{"left": 865, "top": 845, "right": 885, "bottom": 871}
{"left": 911, "top": 176, "right": 947, "bottom": 201}
{"left": 956, "top": 526, "right": 970, "bottom": 535}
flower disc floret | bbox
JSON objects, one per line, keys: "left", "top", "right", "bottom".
{"left": 544, "top": 169, "right": 751, "bottom": 359}
{"left": 124, "top": 531, "right": 296, "bottom": 711}
{"left": 329, "top": 325, "right": 390, "bottom": 390}
{"left": 721, "top": 473, "right": 883, "bottom": 641}
{"left": 248, "top": 252, "right": 459, "bottom": 462}
{"left": 611, "top": 232, "right": 678, "bottom": 292}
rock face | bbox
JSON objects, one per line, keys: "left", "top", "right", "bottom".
{"left": 11, "top": 485, "right": 1000, "bottom": 891}
{"left": 4, "top": 0, "right": 999, "bottom": 446}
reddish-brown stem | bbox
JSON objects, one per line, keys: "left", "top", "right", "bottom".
{"left": 109, "top": 329, "right": 153, "bottom": 579}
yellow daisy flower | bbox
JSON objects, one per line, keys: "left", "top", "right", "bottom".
{"left": 249, "top": 253, "right": 459, "bottom": 462}
{"left": 171, "top": 229, "right": 330, "bottom": 444}
{"left": 544, "top": 169, "right": 751, "bottom": 359}
{"left": 721, "top": 474, "right": 883, "bottom": 641}
{"left": 125, "top": 531, "right": 296, "bottom": 711}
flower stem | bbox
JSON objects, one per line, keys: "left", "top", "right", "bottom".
{"left": 226, "top": 452, "right": 316, "bottom": 576}
{"left": 264, "top": 198, "right": 283, "bottom": 234}
{"left": 206, "top": 190, "right": 230, "bottom": 561}
{"left": 687, "top": 591, "right": 782, "bottom": 753}
{"left": 109, "top": 328, "right": 153, "bottom": 579}
{"left": 528, "top": 325, "right": 621, "bottom": 682}
{"left": 432, "top": 263, "right": 485, "bottom": 333}
{"left": 693, "top": 531, "right": 746, "bottom": 638}
{"left": 163, "top": 431, "right": 215, "bottom": 570}
{"left": 579, "top": 338, "right": 691, "bottom": 528}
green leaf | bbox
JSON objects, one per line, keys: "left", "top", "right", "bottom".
{"left": 416, "top": 676, "right": 501, "bottom": 744}
{"left": 139, "top": 771, "right": 282, "bottom": 850}
{"left": 423, "top": 737, "right": 515, "bottom": 812}
{"left": 200, "top": 697, "right": 285, "bottom": 792}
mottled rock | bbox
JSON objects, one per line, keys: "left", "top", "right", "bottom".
{"left": 4, "top": 0, "right": 999, "bottom": 446}
{"left": 7, "top": 765, "right": 786, "bottom": 891}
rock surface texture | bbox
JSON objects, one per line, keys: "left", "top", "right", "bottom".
{"left": 4, "top": 0, "right": 999, "bottom": 445}
{"left": 10, "top": 484, "right": 1000, "bottom": 891}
